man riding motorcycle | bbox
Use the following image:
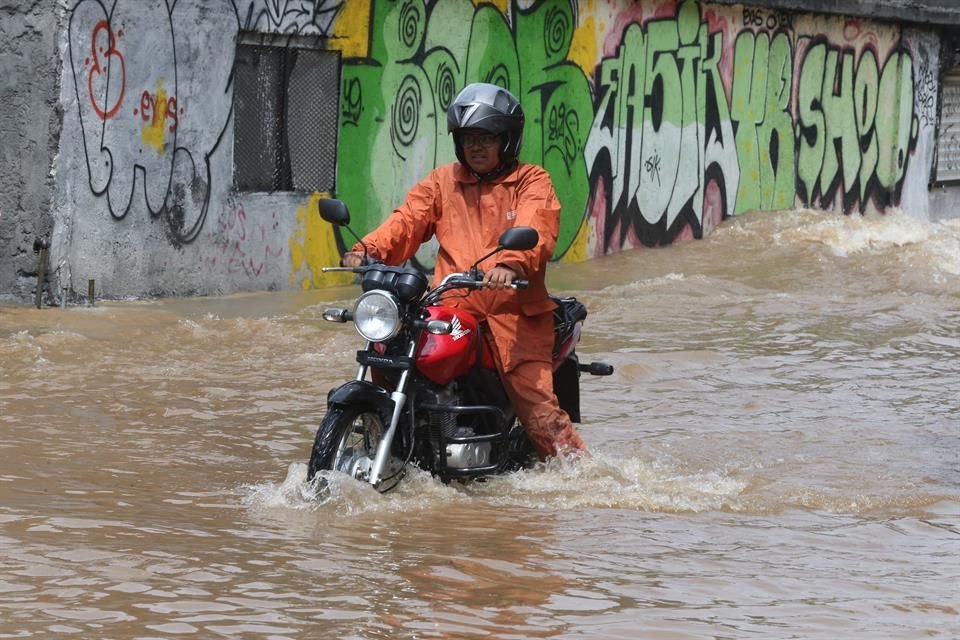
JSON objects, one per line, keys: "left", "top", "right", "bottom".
{"left": 340, "top": 82, "right": 586, "bottom": 460}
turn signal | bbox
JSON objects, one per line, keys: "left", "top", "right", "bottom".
{"left": 322, "top": 308, "right": 353, "bottom": 323}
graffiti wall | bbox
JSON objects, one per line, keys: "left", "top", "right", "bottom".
{"left": 50, "top": 0, "right": 941, "bottom": 299}
{"left": 336, "top": 0, "right": 940, "bottom": 261}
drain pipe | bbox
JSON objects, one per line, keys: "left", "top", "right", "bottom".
{"left": 32, "top": 237, "right": 49, "bottom": 309}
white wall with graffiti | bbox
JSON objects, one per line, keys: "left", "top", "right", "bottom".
{"left": 45, "top": 0, "right": 948, "bottom": 300}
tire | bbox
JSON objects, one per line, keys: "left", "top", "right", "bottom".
{"left": 307, "top": 405, "right": 404, "bottom": 492}
{"left": 505, "top": 420, "right": 538, "bottom": 470}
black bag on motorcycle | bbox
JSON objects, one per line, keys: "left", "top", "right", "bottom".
{"left": 551, "top": 297, "right": 588, "bottom": 423}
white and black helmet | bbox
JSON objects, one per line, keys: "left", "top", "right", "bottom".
{"left": 447, "top": 83, "right": 525, "bottom": 169}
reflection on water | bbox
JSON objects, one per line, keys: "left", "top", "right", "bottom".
{"left": 1, "top": 209, "right": 959, "bottom": 638}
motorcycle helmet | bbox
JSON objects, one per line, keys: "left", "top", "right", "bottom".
{"left": 446, "top": 83, "right": 524, "bottom": 175}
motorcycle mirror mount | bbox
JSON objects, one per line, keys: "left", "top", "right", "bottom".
{"left": 318, "top": 198, "right": 371, "bottom": 265}
{"left": 468, "top": 226, "right": 539, "bottom": 278}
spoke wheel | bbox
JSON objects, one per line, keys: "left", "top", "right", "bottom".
{"left": 307, "top": 406, "right": 404, "bottom": 492}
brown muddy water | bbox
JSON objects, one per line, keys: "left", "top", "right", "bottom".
{"left": 1, "top": 209, "right": 959, "bottom": 639}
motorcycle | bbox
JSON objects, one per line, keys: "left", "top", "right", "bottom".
{"left": 307, "top": 198, "right": 613, "bottom": 492}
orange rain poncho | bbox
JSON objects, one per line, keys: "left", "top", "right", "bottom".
{"left": 352, "top": 161, "right": 587, "bottom": 458}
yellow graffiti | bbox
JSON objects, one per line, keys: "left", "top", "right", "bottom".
{"left": 290, "top": 192, "right": 356, "bottom": 289}
{"left": 329, "top": 0, "right": 371, "bottom": 57}
{"left": 142, "top": 79, "right": 168, "bottom": 152}
{"left": 569, "top": 16, "right": 599, "bottom": 76}
{"left": 562, "top": 218, "right": 592, "bottom": 263}
{"left": 475, "top": 0, "right": 508, "bottom": 13}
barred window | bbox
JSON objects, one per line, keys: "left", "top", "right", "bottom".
{"left": 232, "top": 34, "right": 340, "bottom": 193}
{"left": 931, "top": 31, "right": 960, "bottom": 184}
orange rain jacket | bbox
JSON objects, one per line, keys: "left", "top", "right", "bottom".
{"left": 353, "top": 161, "right": 561, "bottom": 372}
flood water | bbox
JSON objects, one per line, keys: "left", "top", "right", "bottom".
{"left": 2, "top": 208, "right": 959, "bottom": 638}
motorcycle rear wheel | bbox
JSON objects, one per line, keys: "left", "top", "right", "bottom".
{"left": 307, "top": 405, "right": 404, "bottom": 492}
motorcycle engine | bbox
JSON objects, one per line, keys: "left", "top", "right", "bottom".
{"left": 426, "top": 385, "right": 492, "bottom": 470}
{"left": 446, "top": 433, "right": 492, "bottom": 470}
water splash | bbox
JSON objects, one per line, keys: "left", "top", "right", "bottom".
{"left": 245, "top": 453, "right": 750, "bottom": 518}
{"left": 243, "top": 462, "right": 468, "bottom": 517}
{"left": 461, "top": 453, "right": 748, "bottom": 512}
{"left": 783, "top": 208, "right": 931, "bottom": 257}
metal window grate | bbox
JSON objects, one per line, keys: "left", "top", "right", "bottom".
{"left": 935, "top": 68, "right": 960, "bottom": 184}
{"left": 287, "top": 48, "right": 340, "bottom": 192}
{"left": 233, "top": 39, "right": 340, "bottom": 193}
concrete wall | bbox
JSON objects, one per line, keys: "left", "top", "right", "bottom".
{"left": 0, "top": 1, "right": 65, "bottom": 303}
{"left": 713, "top": 0, "right": 960, "bottom": 26}
{"left": 13, "top": 0, "right": 956, "bottom": 300}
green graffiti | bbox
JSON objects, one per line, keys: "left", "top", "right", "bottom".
{"left": 797, "top": 41, "right": 918, "bottom": 209}
{"left": 514, "top": 0, "right": 592, "bottom": 257}
{"left": 336, "top": 0, "right": 592, "bottom": 260}
{"left": 731, "top": 31, "right": 795, "bottom": 213}
{"left": 339, "top": 0, "right": 925, "bottom": 261}
{"left": 819, "top": 49, "right": 860, "bottom": 201}
{"left": 337, "top": 0, "right": 463, "bottom": 244}
{"left": 584, "top": 0, "right": 739, "bottom": 249}
{"left": 797, "top": 42, "right": 826, "bottom": 203}
{"left": 854, "top": 50, "right": 880, "bottom": 200}
{"left": 875, "top": 51, "right": 919, "bottom": 191}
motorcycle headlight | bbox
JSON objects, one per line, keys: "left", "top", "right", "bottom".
{"left": 353, "top": 290, "right": 401, "bottom": 342}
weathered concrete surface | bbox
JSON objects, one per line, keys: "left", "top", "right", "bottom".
{"left": 0, "top": 1, "right": 65, "bottom": 303}
{"left": 710, "top": 0, "right": 960, "bottom": 25}
{"left": 50, "top": 3, "right": 294, "bottom": 302}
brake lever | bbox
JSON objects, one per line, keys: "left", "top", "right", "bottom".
{"left": 321, "top": 256, "right": 385, "bottom": 274}
{"left": 473, "top": 270, "right": 528, "bottom": 289}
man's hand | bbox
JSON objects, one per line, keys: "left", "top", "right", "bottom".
{"left": 482, "top": 265, "right": 518, "bottom": 289}
{"left": 341, "top": 251, "right": 364, "bottom": 268}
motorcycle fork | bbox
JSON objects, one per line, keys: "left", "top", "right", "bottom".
{"left": 367, "top": 339, "right": 416, "bottom": 487}
{"left": 355, "top": 341, "right": 371, "bottom": 381}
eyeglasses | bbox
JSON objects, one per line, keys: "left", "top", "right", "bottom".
{"left": 461, "top": 132, "right": 500, "bottom": 148}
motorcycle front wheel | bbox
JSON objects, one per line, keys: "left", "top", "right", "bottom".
{"left": 307, "top": 405, "right": 404, "bottom": 493}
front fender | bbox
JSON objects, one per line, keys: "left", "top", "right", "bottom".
{"left": 326, "top": 380, "right": 395, "bottom": 415}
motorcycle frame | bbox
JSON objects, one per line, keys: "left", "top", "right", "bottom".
{"left": 343, "top": 326, "right": 515, "bottom": 486}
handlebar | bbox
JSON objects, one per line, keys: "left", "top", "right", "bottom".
{"left": 444, "top": 271, "right": 527, "bottom": 289}
{"left": 418, "top": 271, "right": 527, "bottom": 305}
{"left": 319, "top": 254, "right": 384, "bottom": 274}
{"left": 320, "top": 259, "right": 384, "bottom": 275}
{"left": 322, "top": 267, "right": 526, "bottom": 286}
{"left": 321, "top": 265, "right": 527, "bottom": 306}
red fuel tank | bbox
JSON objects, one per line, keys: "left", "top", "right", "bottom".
{"left": 416, "top": 306, "right": 494, "bottom": 384}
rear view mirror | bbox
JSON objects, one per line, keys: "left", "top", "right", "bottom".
{"left": 318, "top": 198, "right": 350, "bottom": 225}
{"left": 498, "top": 226, "right": 538, "bottom": 251}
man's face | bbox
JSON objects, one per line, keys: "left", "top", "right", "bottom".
{"left": 460, "top": 129, "right": 501, "bottom": 174}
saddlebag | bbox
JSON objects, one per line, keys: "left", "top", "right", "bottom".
{"left": 551, "top": 297, "right": 586, "bottom": 423}
{"left": 553, "top": 355, "right": 581, "bottom": 423}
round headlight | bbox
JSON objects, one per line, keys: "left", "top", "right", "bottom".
{"left": 353, "top": 291, "right": 401, "bottom": 342}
